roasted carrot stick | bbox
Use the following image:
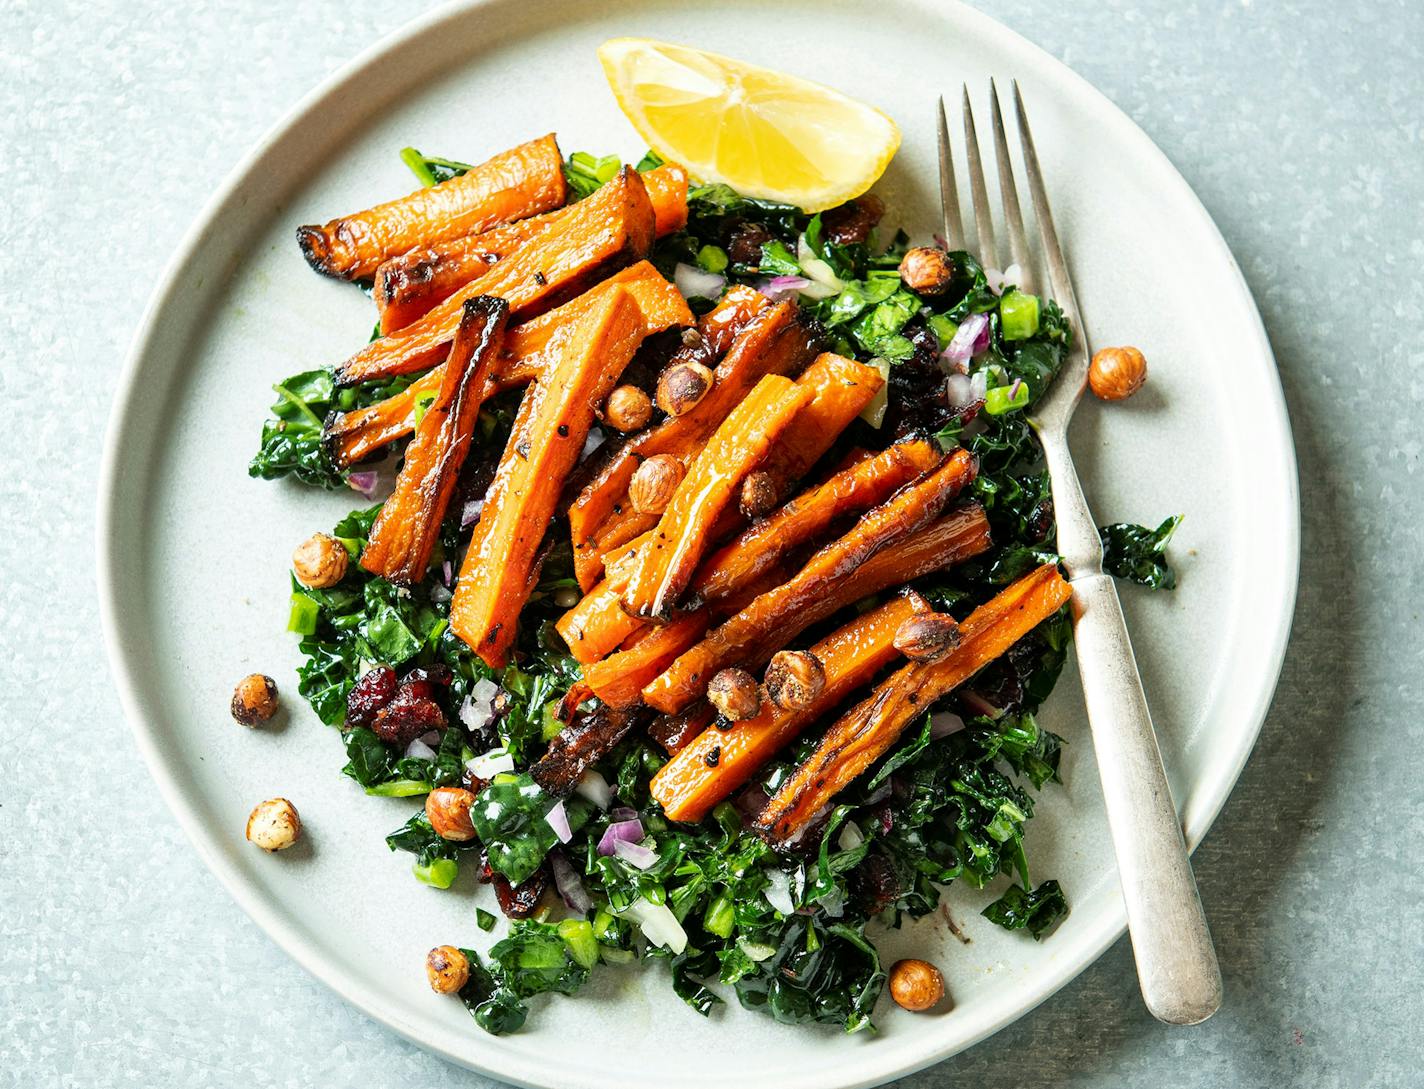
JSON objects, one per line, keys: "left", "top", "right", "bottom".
{"left": 758, "top": 353, "right": 884, "bottom": 489}
{"left": 373, "top": 163, "right": 690, "bottom": 333}
{"left": 756, "top": 563, "right": 1073, "bottom": 844}
{"left": 358, "top": 297, "right": 509, "bottom": 584}
{"left": 693, "top": 437, "right": 942, "bottom": 605}
{"left": 580, "top": 613, "right": 711, "bottom": 708}
{"left": 642, "top": 452, "right": 981, "bottom": 713}
{"left": 324, "top": 262, "right": 689, "bottom": 468}
{"left": 651, "top": 593, "right": 930, "bottom": 822}
{"left": 335, "top": 166, "right": 656, "bottom": 387}
{"left": 621, "top": 375, "right": 813, "bottom": 620}
{"left": 450, "top": 287, "right": 648, "bottom": 667}
{"left": 569, "top": 296, "right": 815, "bottom": 589}
{"left": 297, "top": 134, "right": 566, "bottom": 281}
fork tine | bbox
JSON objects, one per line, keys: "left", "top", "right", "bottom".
{"left": 989, "top": 78, "right": 1034, "bottom": 294}
{"left": 937, "top": 96, "right": 965, "bottom": 250}
{"left": 1011, "top": 81, "right": 1082, "bottom": 322}
{"left": 960, "top": 85, "right": 998, "bottom": 269}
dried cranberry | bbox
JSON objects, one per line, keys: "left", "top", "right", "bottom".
{"left": 371, "top": 690, "right": 445, "bottom": 746}
{"left": 491, "top": 864, "right": 549, "bottom": 919}
{"left": 850, "top": 850, "right": 901, "bottom": 916}
{"left": 821, "top": 194, "right": 885, "bottom": 247}
{"left": 345, "top": 665, "right": 396, "bottom": 728}
{"left": 726, "top": 221, "right": 772, "bottom": 267}
{"left": 1026, "top": 497, "right": 1055, "bottom": 543}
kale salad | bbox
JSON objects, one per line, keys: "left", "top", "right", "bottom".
{"left": 246, "top": 134, "right": 1178, "bottom": 1038}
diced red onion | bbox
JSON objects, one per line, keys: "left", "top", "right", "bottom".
{"left": 755, "top": 275, "right": 813, "bottom": 302}
{"left": 930, "top": 711, "right": 967, "bottom": 739}
{"left": 837, "top": 820, "right": 864, "bottom": 852}
{"left": 441, "top": 560, "right": 454, "bottom": 588}
{"left": 574, "top": 770, "right": 611, "bottom": 810}
{"left": 960, "top": 689, "right": 1002, "bottom": 719}
{"left": 544, "top": 799, "right": 573, "bottom": 844}
{"left": 610, "top": 806, "right": 638, "bottom": 822}
{"left": 460, "top": 499, "right": 484, "bottom": 529}
{"left": 945, "top": 372, "right": 976, "bottom": 408}
{"left": 1008, "top": 378, "right": 1024, "bottom": 403}
{"left": 780, "top": 804, "right": 830, "bottom": 848}
{"left": 403, "top": 736, "right": 438, "bottom": 761}
{"left": 970, "top": 369, "right": 989, "bottom": 402}
{"left": 933, "top": 233, "right": 948, "bottom": 249}
{"left": 622, "top": 897, "right": 687, "bottom": 953}
{"left": 347, "top": 471, "right": 379, "bottom": 499}
{"left": 763, "top": 869, "right": 795, "bottom": 915}
{"left": 459, "top": 678, "right": 500, "bottom": 732}
{"left": 597, "top": 817, "right": 645, "bottom": 856}
{"left": 673, "top": 262, "right": 726, "bottom": 300}
{"left": 941, "top": 312, "right": 990, "bottom": 367}
{"left": 548, "top": 849, "right": 592, "bottom": 914}
{"left": 612, "top": 837, "right": 659, "bottom": 870}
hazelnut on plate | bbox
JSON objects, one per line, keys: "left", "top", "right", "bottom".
{"left": 707, "top": 667, "right": 761, "bottom": 722}
{"left": 893, "top": 613, "right": 962, "bottom": 661}
{"left": 603, "top": 385, "right": 653, "bottom": 432}
{"left": 426, "top": 945, "right": 470, "bottom": 994}
{"left": 1088, "top": 346, "right": 1148, "bottom": 401}
{"left": 764, "top": 650, "right": 826, "bottom": 711}
{"left": 656, "top": 361, "right": 713, "bottom": 417}
{"left": 246, "top": 798, "right": 301, "bottom": 851}
{"left": 888, "top": 958, "right": 946, "bottom": 1011}
{"left": 292, "top": 532, "right": 348, "bottom": 588}
{"left": 629, "top": 454, "right": 685, "bottom": 516}
{"left": 898, "top": 246, "right": 955, "bottom": 295}
{"left": 230, "top": 673, "right": 279, "bottom": 726}
{"left": 425, "top": 786, "right": 478, "bottom": 842}
{"left": 739, "top": 471, "right": 778, "bottom": 520}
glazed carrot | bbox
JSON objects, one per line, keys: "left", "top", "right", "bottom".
{"left": 335, "top": 167, "right": 656, "bottom": 386}
{"left": 373, "top": 163, "right": 690, "bottom": 333}
{"left": 324, "top": 262, "right": 690, "bottom": 468}
{"left": 450, "top": 288, "right": 648, "bottom": 667}
{"left": 759, "top": 353, "right": 885, "bottom": 489}
{"left": 569, "top": 296, "right": 814, "bottom": 589}
{"left": 297, "top": 134, "right": 566, "bottom": 281}
{"left": 557, "top": 577, "right": 638, "bottom": 665}
{"left": 756, "top": 564, "right": 1073, "bottom": 844}
{"left": 648, "top": 702, "right": 718, "bottom": 756}
{"left": 358, "top": 297, "right": 509, "bottom": 584}
{"left": 642, "top": 451, "right": 981, "bottom": 713}
{"left": 580, "top": 613, "right": 711, "bottom": 708}
{"left": 693, "top": 437, "right": 942, "bottom": 605}
{"left": 651, "top": 594, "right": 930, "bottom": 822}
{"left": 621, "top": 375, "right": 813, "bottom": 620}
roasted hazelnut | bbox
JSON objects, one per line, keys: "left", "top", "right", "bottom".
{"left": 707, "top": 667, "right": 761, "bottom": 721}
{"left": 764, "top": 650, "right": 826, "bottom": 711}
{"left": 898, "top": 246, "right": 955, "bottom": 295}
{"left": 1088, "top": 345, "right": 1148, "bottom": 401}
{"left": 426, "top": 945, "right": 470, "bottom": 994}
{"left": 629, "top": 454, "right": 685, "bottom": 516}
{"left": 603, "top": 385, "right": 653, "bottom": 432}
{"left": 292, "top": 532, "right": 348, "bottom": 588}
{"left": 425, "top": 786, "right": 478, "bottom": 842}
{"left": 246, "top": 798, "right": 301, "bottom": 851}
{"left": 888, "top": 958, "right": 946, "bottom": 1011}
{"left": 656, "top": 361, "right": 714, "bottom": 417}
{"left": 231, "top": 673, "right": 279, "bottom": 726}
{"left": 893, "top": 613, "right": 962, "bottom": 661}
{"left": 739, "top": 471, "right": 778, "bottom": 520}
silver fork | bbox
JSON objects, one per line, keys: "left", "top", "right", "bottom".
{"left": 940, "top": 83, "right": 1222, "bottom": 1025}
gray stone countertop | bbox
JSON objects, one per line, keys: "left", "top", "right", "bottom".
{"left": 1, "top": 1, "right": 1420, "bottom": 1086}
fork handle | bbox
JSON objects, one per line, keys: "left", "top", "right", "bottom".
{"left": 1069, "top": 572, "right": 1222, "bottom": 1025}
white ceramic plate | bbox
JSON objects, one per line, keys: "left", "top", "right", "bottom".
{"left": 97, "top": 1, "right": 1298, "bottom": 1086}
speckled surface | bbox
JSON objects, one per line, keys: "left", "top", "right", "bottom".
{"left": 1, "top": 1, "right": 1420, "bottom": 1086}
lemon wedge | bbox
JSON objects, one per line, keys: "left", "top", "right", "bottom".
{"left": 597, "top": 37, "right": 901, "bottom": 212}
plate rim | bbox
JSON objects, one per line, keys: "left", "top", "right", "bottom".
{"left": 95, "top": 1, "right": 1300, "bottom": 1085}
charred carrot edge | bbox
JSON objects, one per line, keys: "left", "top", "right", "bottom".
{"left": 755, "top": 563, "right": 1073, "bottom": 843}
{"left": 335, "top": 167, "right": 656, "bottom": 387}
{"left": 450, "top": 287, "right": 648, "bottom": 667}
{"left": 622, "top": 375, "right": 813, "bottom": 620}
{"left": 642, "top": 450, "right": 980, "bottom": 713}
{"left": 569, "top": 294, "right": 810, "bottom": 589}
{"left": 323, "top": 262, "right": 690, "bottom": 469}
{"left": 359, "top": 297, "right": 509, "bottom": 584}
{"left": 648, "top": 701, "right": 718, "bottom": 756}
{"left": 531, "top": 703, "right": 642, "bottom": 796}
{"left": 694, "top": 437, "right": 942, "bottom": 605}
{"left": 373, "top": 163, "right": 691, "bottom": 333}
{"left": 297, "top": 133, "right": 566, "bottom": 281}
{"left": 651, "top": 594, "right": 931, "bottom": 822}
{"left": 581, "top": 613, "right": 710, "bottom": 708}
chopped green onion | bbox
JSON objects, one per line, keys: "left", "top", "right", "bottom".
{"left": 984, "top": 381, "right": 1031, "bottom": 416}
{"left": 927, "top": 313, "right": 959, "bottom": 349}
{"left": 557, "top": 919, "right": 600, "bottom": 970}
{"left": 399, "top": 147, "right": 439, "bottom": 188}
{"left": 540, "top": 700, "right": 565, "bottom": 742}
{"left": 412, "top": 390, "right": 437, "bottom": 428}
{"left": 365, "top": 779, "right": 433, "bottom": 797}
{"left": 475, "top": 908, "right": 496, "bottom": 932}
{"left": 703, "top": 893, "right": 735, "bottom": 939}
{"left": 287, "top": 594, "right": 319, "bottom": 635}
{"left": 999, "top": 290, "right": 1041, "bottom": 340}
{"left": 413, "top": 858, "right": 458, "bottom": 888}
{"left": 696, "top": 244, "right": 729, "bottom": 274}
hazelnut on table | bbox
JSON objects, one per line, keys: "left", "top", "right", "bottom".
{"left": 656, "top": 361, "right": 713, "bottom": 417}
{"left": 707, "top": 667, "right": 761, "bottom": 722}
{"left": 1088, "top": 346, "right": 1148, "bottom": 401}
{"left": 888, "top": 958, "right": 946, "bottom": 1011}
{"left": 629, "top": 454, "right": 685, "bottom": 516}
{"left": 246, "top": 798, "right": 301, "bottom": 851}
{"left": 603, "top": 384, "right": 653, "bottom": 432}
{"left": 292, "top": 532, "right": 348, "bottom": 588}
{"left": 426, "top": 945, "right": 470, "bottom": 994}
{"left": 764, "top": 650, "right": 826, "bottom": 711}
{"left": 230, "top": 673, "right": 279, "bottom": 726}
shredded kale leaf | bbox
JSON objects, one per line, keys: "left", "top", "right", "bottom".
{"left": 1100, "top": 516, "right": 1183, "bottom": 589}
